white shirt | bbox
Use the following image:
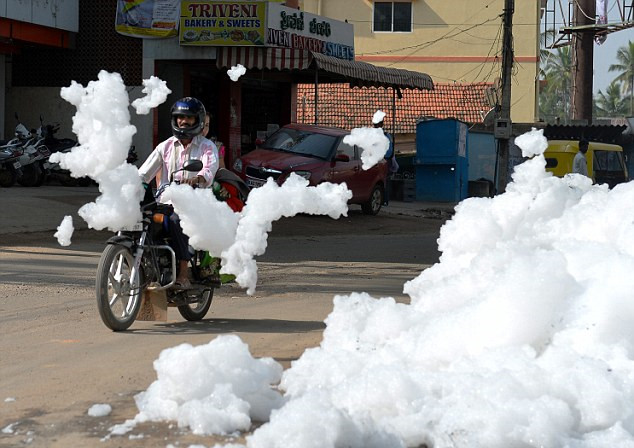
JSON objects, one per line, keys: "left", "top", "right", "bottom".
{"left": 139, "top": 135, "right": 219, "bottom": 196}
{"left": 573, "top": 151, "right": 588, "bottom": 177}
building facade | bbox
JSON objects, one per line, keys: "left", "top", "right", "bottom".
{"left": 299, "top": 0, "right": 541, "bottom": 124}
{"left": 0, "top": 0, "right": 79, "bottom": 140}
{"left": 8, "top": 1, "right": 533, "bottom": 165}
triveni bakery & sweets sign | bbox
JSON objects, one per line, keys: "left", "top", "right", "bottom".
{"left": 180, "top": 1, "right": 267, "bottom": 46}
{"left": 179, "top": 1, "right": 354, "bottom": 60}
{"left": 266, "top": 3, "right": 353, "bottom": 60}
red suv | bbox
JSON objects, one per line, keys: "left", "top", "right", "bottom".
{"left": 232, "top": 124, "right": 388, "bottom": 215}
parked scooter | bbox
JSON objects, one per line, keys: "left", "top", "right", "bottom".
{"left": 37, "top": 117, "right": 84, "bottom": 186}
{"left": 15, "top": 129, "right": 50, "bottom": 188}
{"left": 2, "top": 114, "right": 51, "bottom": 187}
{"left": 39, "top": 118, "right": 77, "bottom": 154}
{"left": 0, "top": 141, "right": 24, "bottom": 187}
{"left": 0, "top": 118, "right": 34, "bottom": 187}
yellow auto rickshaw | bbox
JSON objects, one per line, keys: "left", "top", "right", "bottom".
{"left": 544, "top": 140, "right": 629, "bottom": 187}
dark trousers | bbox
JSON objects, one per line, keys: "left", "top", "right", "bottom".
{"left": 168, "top": 213, "right": 191, "bottom": 262}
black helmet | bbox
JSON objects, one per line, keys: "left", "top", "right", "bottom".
{"left": 170, "top": 97, "right": 206, "bottom": 140}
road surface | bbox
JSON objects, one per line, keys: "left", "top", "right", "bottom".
{"left": 0, "top": 207, "right": 446, "bottom": 447}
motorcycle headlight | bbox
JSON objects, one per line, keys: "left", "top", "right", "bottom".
{"left": 233, "top": 158, "right": 243, "bottom": 172}
{"left": 293, "top": 171, "right": 312, "bottom": 181}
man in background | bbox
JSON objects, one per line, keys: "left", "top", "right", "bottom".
{"left": 573, "top": 139, "right": 589, "bottom": 178}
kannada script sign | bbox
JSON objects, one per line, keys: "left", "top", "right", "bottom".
{"left": 266, "top": 3, "right": 354, "bottom": 60}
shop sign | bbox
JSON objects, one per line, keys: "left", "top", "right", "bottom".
{"left": 115, "top": 0, "right": 180, "bottom": 38}
{"left": 266, "top": 3, "right": 354, "bottom": 60}
{"left": 180, "top": 1, "right": 267, "bottom": 46}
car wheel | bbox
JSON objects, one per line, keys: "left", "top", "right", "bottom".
{"left": 361, "top": 184, "right": 384, "bottom": 215}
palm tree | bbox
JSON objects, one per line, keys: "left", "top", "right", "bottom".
{"left": 595, "top": 81, "right": 629, "bottom": 117}
{"left": 608, "top": 40, "right": 634, "bottom": 115}
{"left": 539, "top": 46, "right": 572, "bottom": 122}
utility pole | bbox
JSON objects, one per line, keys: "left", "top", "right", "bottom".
{"left": 495, "top": 0, "right": 514, "bottom": 193}
{"left": 570, "top": 0, "right": 595, "bottom": 122}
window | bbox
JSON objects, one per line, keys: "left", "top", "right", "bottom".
{"left": 545, "top": 158, "right": 558, "bottom": 168}
{"left": 593, "top": 150, "right": 624, "bottom": 173}
{"left": 263, "top": 128, "right": 337, "bottom": 160}
{"left": 336, "top": 140, "right": 357, "bottom": 160}
{"left": 373, "top": 2, "right": 412, "bottom": 32}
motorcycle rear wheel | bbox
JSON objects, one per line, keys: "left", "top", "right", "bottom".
{"left": 0, "top": 168, "right": 17, "bottom": 187}
{"left": 177, "top": 288, "right": 213, "bottom": 321}
{"left": 96, "top": 244, "right": 144, "bottom": 331}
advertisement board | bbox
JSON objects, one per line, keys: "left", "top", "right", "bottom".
{"left": 180, "top": 1, "right": 267, "bottom": 46}
{"left": 115, "top": 0, "right": 179, "bottom": 38}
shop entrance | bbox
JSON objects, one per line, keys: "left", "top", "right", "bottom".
{"left": 190, "top": 66, "right": 221, "bottom": 140}
{"left": 241, "top": 78, "right": 291, "bottom": 155}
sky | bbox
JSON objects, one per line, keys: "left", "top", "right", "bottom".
{"left": 10, "top": 68, "right": 634, "bottom": 446}
{"left": 593, "top": 29, "right": 631, "bottom": 94}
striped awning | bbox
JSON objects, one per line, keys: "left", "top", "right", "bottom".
{"left": 216, "top": 47, "right": 433, "bottom": 91}
{"left": 310, "top": 52, "right": 433, "bottom": 91}
{"left": 217, "top": 47, "right": 311, "bottom": 71}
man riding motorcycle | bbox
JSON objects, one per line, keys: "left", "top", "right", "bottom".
{"left": 138, "top": 97, "right": 219, "bottom": 289}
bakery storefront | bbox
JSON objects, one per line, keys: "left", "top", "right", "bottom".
{"left": 128, "top": 1, "right": 431, "bottom": 168}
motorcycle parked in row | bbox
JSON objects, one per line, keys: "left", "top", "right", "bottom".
{"left": 0, "top": 140, "right": 24, "bottom": 188}
{"left": 0, "top": 116, "right": 49, "bottom": 187}
{"left": 96, "top": 160, "right": 249, "bottom": 331}
{"left": 15, "top": 121, "right": 51, "bottom": 188}
{"left": 37, "top": 118, "right": 88, "bottom": 186}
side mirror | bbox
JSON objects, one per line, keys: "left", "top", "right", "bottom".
{"left": 183, "top": 159, "right": 203, "bottom": 172}
{"left": 169, "top": 159, "right": 203, "bottom": 183}
{"left": 334, "top": 153, "right": 350, "bottom": 162}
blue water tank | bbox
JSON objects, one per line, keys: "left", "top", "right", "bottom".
{"left": 415, "top": 118, "right": 469, "bottom": 202}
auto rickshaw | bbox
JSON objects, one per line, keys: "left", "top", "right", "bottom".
{"left": 544, "top": 140, "right": 629, "bottom": 188}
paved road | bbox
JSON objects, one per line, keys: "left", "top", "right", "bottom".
{"left": 0, "top": 184, "right": 455, "bottom": 235}
{"left": 0, "top": 185, "right": 450, "bottom": 447}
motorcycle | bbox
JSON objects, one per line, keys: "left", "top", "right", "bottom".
{"left": 0, "top": 140, "right": 24, "bottom": 188}
{"left": 39, "top": 119, "right": 77, "bottom": 155}
{"left": 3, "top": 115, "right": 51, "bottom": 187}
{"left": 95, "top": 159, "right": 248, "bottom": 331}
{"left": 36, "top": 117, "right": 90, "bottom": 187}
{"left": 16, "top": 134, "right": 50, "bottom": 188}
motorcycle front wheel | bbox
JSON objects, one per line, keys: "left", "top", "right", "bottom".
{"left": 17, "top": 164, "right": 41, "bottom": 187}
{"left": 178, "top": 288, "right": 213, "bottom": 321}
{"left": 96, "top": 244, "right": 144, "bottom": 331}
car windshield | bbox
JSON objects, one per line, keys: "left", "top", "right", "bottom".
{"left": 262, "top": 128, "right": 337, "bottom": 159}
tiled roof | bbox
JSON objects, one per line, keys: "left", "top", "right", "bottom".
{"left": 296, "top": 83, "right": 493, "bottom": 133}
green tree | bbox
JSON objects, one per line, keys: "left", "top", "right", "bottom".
{"left": 539, "top": 46, "right": 572, "bottom": 123}
{"left": 595, "top": 81, "right": 629, "bottom": 117}
{"left": 608, "top": 40, "right": 634, "bottom": 115}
